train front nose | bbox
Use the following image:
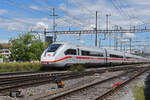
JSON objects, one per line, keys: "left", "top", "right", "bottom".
{"left": 40, "top": 43, "right": 62, "bottom": 67}
{"left": 40, "top": 52, "right": 56, "bottom": 65}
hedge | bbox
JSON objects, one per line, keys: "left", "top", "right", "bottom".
{"left": 0, "top": 62, "right": 42, "bottom": 72}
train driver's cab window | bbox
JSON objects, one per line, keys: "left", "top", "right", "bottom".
{"left": 64, "top": 49, "right": 77, "bottom": 55}
{"left": 47, "top": 44, "right": 62, "bottom": 52}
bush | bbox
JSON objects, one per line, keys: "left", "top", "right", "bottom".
{"left": 0, "top": 62, "right": 42, "bottom": 72}
{"left": 133, "top": 86, "right": 145, "bottom": 100}
{"left": 0, "top": 54, "right": 8, "bottom": 62}
{"left": 69, "top": 64, "right": 85, "bottom": 72}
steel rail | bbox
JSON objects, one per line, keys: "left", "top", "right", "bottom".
{"left": 40, "top": 67, "right": 149, "bottom": 100}
{"left": 95, "top": 67, "right": 149, "bottom": 100}
{"left": 0, "top": 65, "right": 148, "bottom": 95}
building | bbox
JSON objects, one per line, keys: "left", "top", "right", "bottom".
{"left": 0, "top": 43, "right": 11, "bottom": 58}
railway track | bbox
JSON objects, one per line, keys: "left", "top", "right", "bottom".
{"left": 37, "top": 67, "right": 149, "bottom": 100}
{"left": 0, "top": 71, "right": 45, "bottom": 76}
{"left": 0, "top": 64, "right": 144, "bottom": 77}
{"left": 0, "top": 64, "right": 149, "bottom": 96}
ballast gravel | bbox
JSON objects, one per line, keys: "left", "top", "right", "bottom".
{"left": 105, "top": 71, "right": 150, "bottom": 100}
{"left": 0, "top": 70, "right": 149, "bottom": 100}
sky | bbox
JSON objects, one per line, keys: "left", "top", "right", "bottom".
{"left": 0, "top": 0, "right": 150, "bottom": 52}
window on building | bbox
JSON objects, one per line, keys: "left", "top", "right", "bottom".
{"left": 64, "top": 49, "right": 77, "bottom": 55}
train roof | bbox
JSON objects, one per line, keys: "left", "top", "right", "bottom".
{"left": 52, "top": 42, "right": 105, "bottom": 50}
{"left": 52, "top": 42, "right": 149, "bottom": 59}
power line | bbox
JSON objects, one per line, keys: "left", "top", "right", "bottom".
{"left": 70, "top": 0, "right": 95, "bottom": 14}
{"left": 111, "top": 0, "right": 146, "bottom": 26}
{"left": 120, "top": 0, "right": 146, "bottom": 24}
{"left": 5, "top": 0, "right": 49, "bottom": 17}
{"left": 0, "top": 15, "right": 34, "bottom": 25}
{"left": 42, "top": 0, "right": 86, "bottom": 27}
{"left": 4, "top": 0, "right": 83, "bottom": 30}
{"left": 29, "top": 0, "right": 86, "bottom": 28}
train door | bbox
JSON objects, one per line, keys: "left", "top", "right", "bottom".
{"left": 64, "top": 48, "right": 77, "bottom": 64}
{"left": 104, "top": 49, "right": 108, "bottom": 65}
{"left": 76, "top": 48, "right": 80, "bottom": 64}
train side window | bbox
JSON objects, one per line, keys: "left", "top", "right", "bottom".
{"left": 81, "top": 50, "right": 90, "bottom": 56}
{"left": 64, "top": 49, "right": 77, "bottom": 55}
{"left": 77, "top": 48, "right": 80, "bottom": 55}
{"left": 110, "top": 54, "right": 123, "bottom": 58}
{"left": 81, "top": 50, "right": 103, "bottom": 57}
{"left": 89, "top": 52, "right": 104, "bottom": 57}
{"left": 126, "top": 57, "right": 132, "bottom": 59}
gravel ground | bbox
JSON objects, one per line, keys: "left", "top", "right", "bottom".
{"left": 0, "top": 71, "right": 124, "bottom": 100}
{"left": 106, "top": 71, "right": 150, "bottom": 100}
{"left": 0, "top": 69, "right": 149, "bottom": 100}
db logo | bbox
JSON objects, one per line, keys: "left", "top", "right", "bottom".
{"left": 47, "top": 54, "right": 51, "bottom": 56}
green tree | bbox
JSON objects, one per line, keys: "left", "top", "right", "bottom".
{"left": 9, "top": 33, "right": 45, "bottom": 61}
{"left": 0, "top": 54, "right": 6, "bottom": 61}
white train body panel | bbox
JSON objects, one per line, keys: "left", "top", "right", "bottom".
{"left": 40, "top": 42, "right": 150, "bottom": 68}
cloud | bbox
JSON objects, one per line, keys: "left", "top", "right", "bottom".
{"left": 0, "top": 9, "right": 8, "bottom": 15}
{"left": 1, "top": 0, "right": 150, "bottom": 32}
{"left": 56, "top": 0, "right": 150, "bottom": 29}
{"left": 83, "top": 24, "right": 95, "bottom": 30}
{"left": 124, "top": 33, "right": 135, "bottom": 38}
{"left": 0, "top": 40, "right": 9, "bottom": 43}
{"left": 33, "top": 22, "right": 49, "bottom": 30}
{"left": 29, "top": 6, "right": 41, "bottom": 11}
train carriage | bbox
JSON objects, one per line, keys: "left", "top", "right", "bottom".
{"left": 40, "top": 42, "right": 149, "bottom": 68}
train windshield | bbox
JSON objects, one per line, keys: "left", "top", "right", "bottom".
{"left": 47, "top": 44, "right": 62, "bottom": 52}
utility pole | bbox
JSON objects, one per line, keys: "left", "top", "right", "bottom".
{"left": 95, "top": 11, "right": 98, "bottom": 47}
{"left": 44, "top": 28, "right": 47, "bottom": 49}
{"left": 106, "top": 14, "right": 111, "bottom": 33}
{"left": 106, "top": 14, "right": 111, "bottom": 48}
{"left": 66, "top": 0, "right": 68, "bottom": 7}
{"left": 50, "top": 8, "right": 58, "bottom": 42}
{"left": 129, "top": 38, "right": 132, "bottom": 53}
{"left": 114, "top": 33, "right": 118, "bottom": 50}
{"left": 120, "top": 33, "right": 123, "bottom": 51}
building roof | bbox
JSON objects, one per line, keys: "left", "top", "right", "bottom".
{"left": 0, "top": 43, "right": 11, "bottom": 48}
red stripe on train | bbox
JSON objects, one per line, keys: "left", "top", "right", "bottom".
{"left": 40, "top": 56, "right": 72, "bottom": 63}
{"left": 76, "top": 57, "right": 105, "bottom": 60}
{"left": 41, "top": 56, "right": 137, "bottom": 63}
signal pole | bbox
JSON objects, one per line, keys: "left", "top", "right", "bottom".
{"left": 44, "top": 28, "right": 47, "bottom": 49}
{"left": 129, "top": 38, "right": 132, "bottom": 53}
{"left": 95, "top": 11, "right": 98, "bottom": 47}
{"left": 50, "top": 8, "right": 58, "bottom": 42}
{"left": 106, "top": 14, "right": 111, "bottom": 48}
{"left": 106, "top": 14, "right": 111, "bottom": 32}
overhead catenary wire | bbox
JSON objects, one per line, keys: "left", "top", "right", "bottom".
{"left": 5, "top": 0, "right": 48, "bottom": 16}
{"left": 111, "top": 0, "right": 146, "bottom": 27}
{"left": 29, "top": 0, "right": 86, "bottom": 28}
{"left": 3, "top": 0, "right": 83, "bottom": 31}
{"left": 42, "top": 0, "right": 87, "bottom": 27}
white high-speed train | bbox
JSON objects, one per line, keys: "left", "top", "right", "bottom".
{"left": 40, "top": 42, "right": 150, "bottom": 68}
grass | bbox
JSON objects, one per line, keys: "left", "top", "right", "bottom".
{"left": 133, "top": 86, "right": 145, "bottom": 100}
{"left": 0, "top": 62, "right": 42, "bottom": 72}
{"left": 69, "top": 64, "right": 85, "bottom": 72}
{"left": 28, "top": 93, "right": 33, "bottom": 96}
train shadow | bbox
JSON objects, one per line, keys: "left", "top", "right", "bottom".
{"left": 40, "top": 66, "right": 66, "bottom": 71}
{"left": 144, "top": 73, "right": 150, "bottom": 100}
